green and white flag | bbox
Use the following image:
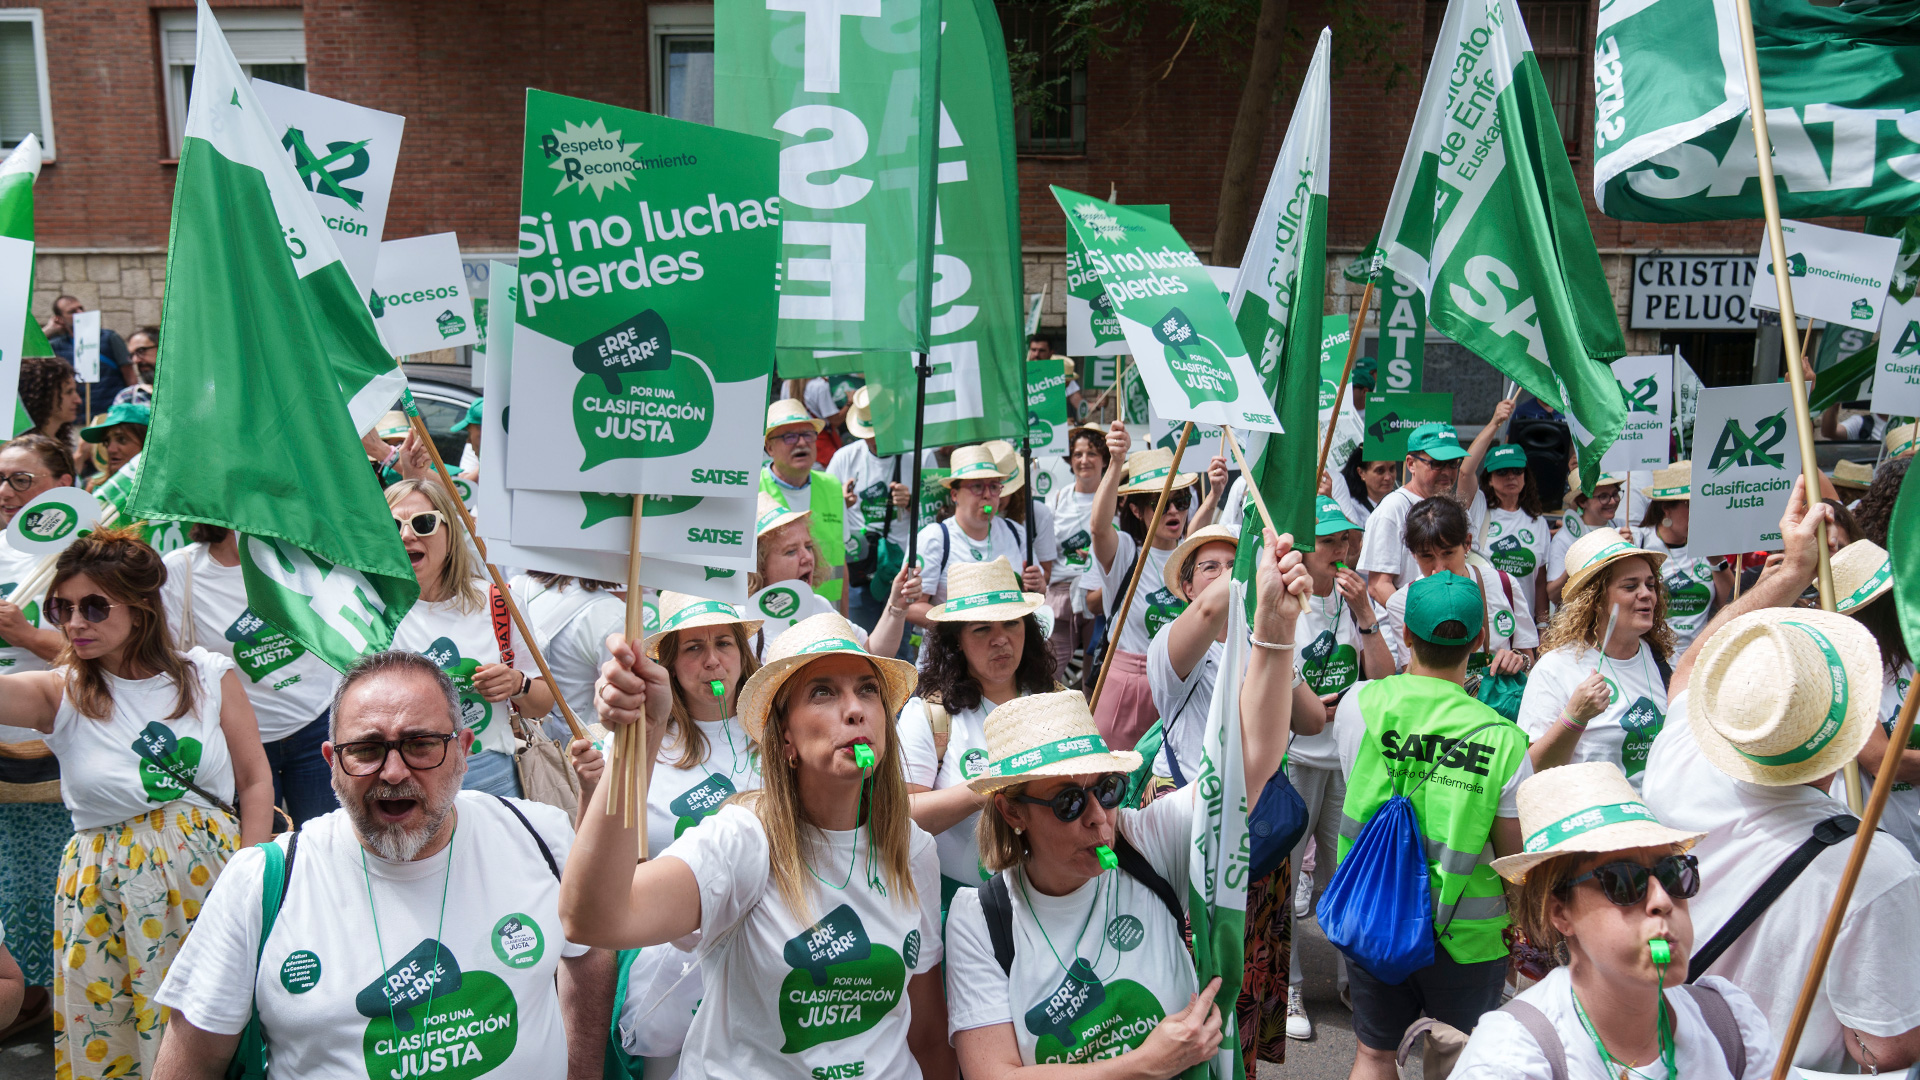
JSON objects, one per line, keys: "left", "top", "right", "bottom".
{"left": 0, "top": 136, "right": 50, "bottom": 362}
{"left": 866, "top": 0, "right": 1027, "bottom": 455}
{"left": 92, "top": 454, "right": 189, "bottom": 554}
{"left": 1228, "top": 28, "right": 1331, "bottom": 563}
{"left": 715, "top": 0, "right": 939, "bottom": 369}
{"left": 0, "top": 236, "right": 29, "bottom": 439}
{"left": 1378, "top": 0, "right": 1627, "bottom": 493}
{"left": 128, "top": 0, "right": 418, "bottom": 672}
{"left": 1188, "top": 579, "right": 1252, "bottom": 1080}
{"left": 1594, "top": 0, "right": 1920, "bottom": 223}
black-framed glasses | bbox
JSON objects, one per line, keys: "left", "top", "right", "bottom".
{"left": 0, "top": 470, "right": 47, "bottom": 491}
{"left": 333, "top": 733, "right": 458, "bottom": 776}
{"left": 1014, "top": 773, "right": 1126, "bottom": 822}
{"left": 1559, "top": 853, "right": 1699, "bottom": 906}
{"left": 46, "top": 594, "right": 119, "bottom": 626}
{"left": 394, "top": 511, "right": 446, "bottom": 537}
{"left": 773, "top": 430, "right": 818, "bottom": 445}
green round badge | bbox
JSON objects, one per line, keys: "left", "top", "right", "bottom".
{"left": 760, "top": 586, "right": 801, "bottom": 620}
{"left": 1105, "top": 915, "right": 1146, "bottom": 953}
{"left": 280, "top": 950, "right": 322, "bottom": 993}
{"left": 960, "top": 748, "right": 988, "bottom": 779}
{"left": 491, "top": 913, "right": 546, "bottom": 969}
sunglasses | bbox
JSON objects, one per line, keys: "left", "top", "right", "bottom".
{"left": 333, "top": 733, "right": 458, "bottom": 776}
{"left": 47, "top": 594, "right": 120, "bottom": 626}
{"left": 1013, "top": 773, "right": 1126, "bottom": 822}
{"left": 1559, "top": 853, "right": 1699, "bottom": 906}
{"left": 394, "top": 511, "right": 447, "bottom": 537}
{"left": 1411, "top": 454, "right": 1460, "bottom": 471}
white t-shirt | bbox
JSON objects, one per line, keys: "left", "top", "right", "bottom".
{"left": 660, "top": 803, "right": 943, "bottom": 1080}
{"left": 1383, "top": 560, "right": 1538, "bottom": 672}
{"left": 1090, "top": 531, "right": 1179, "bottom": 657}
{"left": 1146, "top": 635, "right": 1219, "bottom": 781}
{"left": 804, "top": 377, "right": 838, "bottom": 420}
{"left": 156, "top": 793, "right": 588, "bottom": 1079}
{"left": 1330, "top": 469, "right": 1373, "bottom": 530}
{"left": 1547, "top": 516, "right": 1600, "bottom": 581}
{"left": 917, "top": 517, "right": 1031, "bottom": 603}
{"left": 1642, "top": 694, "right": 1920, "bottom": 1071}
{"left": 1288, "top": 589, "right": 1383, "bottom": 772}
{"left": 162, "top": 544, "right": 339, "bottom": 742}
{"left": 1334, "top": 686, "right": 1531, "bottom": 817}
{"left": 1046, "top": 487, "right": 1100, "bottom": 585}
{"left": 1356, "top": 486, "right": 1484, "bottom": 589}
{"left": 1872, "top": 664, "right": 1920, "bottom": 863}
{"left": 1027, "top": 501, "right": 1060, "bottom": 567}
{"left": 391, "top": 587, "right": 535, "bottom": 757}
{"left": 826, "top": 440, "right": 909, "bottom": 560}
{"left": 1518, "top": 643, "right": 1669, "bottom": 788}
{"left": 944, "top": 787, "right": 1200, "bottom": 1065}
{"left": 898, "top": 695, "right": 998, "bottom": 887}
{"left": 510, "top": 576, "right": 625, "bottom": 738}
{"left": 1478, "top": 507, "right": 1547, "bottom": 621}
{"left": 1633, "top": 529, "right": 1717, "bottom": 652}
{"left": 0, "top": 534, "right": 49, "bottom": 678}
{"left": 1450, "top": 968, "right": 1775, "bottom": 1080}
{"left": 46, "top": 647, "right": 236, "bottom": 830}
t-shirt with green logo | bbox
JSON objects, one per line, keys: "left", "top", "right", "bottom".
{"left": 824, "top": 438, "right": 909, "bottom": 561}
{"left": 660, "top": 804, "right": 943, "bottom": 1080}
{"left": 1093, "top": 532, "right": 1178, "bottom": 656}
{"left": 43, "top": 647, "right": 237, "bottom": 830}
{"left": 898, "top": 695, "right": 1004, "bottom": 890}
{"left": 1384, "top": 559, "right": 1538, "bottom": 677}
{"left": 153, "top": 792, "right": 588, "bottom": 1079}
{"left": 1633, "top": 529, "right": 1718, "bottom": 652}
{"left": 1046, "top": 488, "right": 1100, "bottom": 584}
{"left": 0, "top": 534, "right": 49, "bottom": 676}
{"left": 1478, "top": 507, "right": 1546, "bottom": 621}
{"left": 162, "top": 544, "right": 340, "bottom": 741}
{"left": 1287, "top": 589, "right": 1386, "bottom": 772}
{"left": 944, "top": 785, "right": 1200, "bottom": 1066}
{"left": 391, "top": 590, "right": 535, "bottom": 757}
{"left": 1876, "top": 663, "right": 1920, "bottom": 862}
{"left": 1516, "top": 642, "right": 1670, "bottom": 791}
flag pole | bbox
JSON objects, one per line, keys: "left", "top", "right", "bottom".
{"left": 609, "top": 494, "right": 649, "bottom": 846}
{"left": 1022, "top": 435, "right": 1036, "bottom": 566}
{"left": 1221, "top": 426, "right": 1307, "bottom": 614}
{"left": 1089, "top": 421, "right": 1193, "bottom": 713}
{"left": 906, "top": 354, "right": 930, "bottom": 572}
{"left": 1318, "top": 282, "right": 1375, "bottom": 487}
{"left": 1767, "top": 674, "right": 1920, "bottom": 1079}
{"left": 1728, "top": 0, "right": 1854, "bottom": 809}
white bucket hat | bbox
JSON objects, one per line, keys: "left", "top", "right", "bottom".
{"left": 1691, "top": 608, "right": 1883, "bottom": 787}
{"left": 1561, "top": 529, "right": 1667, "bottom": 599}
{"left": 1491, "top": 762, "right": 1705, "bottom": 883}
{"left": 969, "top": 689, "right": 1143, "bottom": 793}
{"left": 928, "top": 557, "right": 1044, "bottom": 623}
{"left": 1832, "top": 540, "right": 1893, "bottom": 615}
{"left": 735, "top": 612, "right": 919, "bottom": 742}
{"left": 644, "top": 592, "right": 764, "bottom": 658}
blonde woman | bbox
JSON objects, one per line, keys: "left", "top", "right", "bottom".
{"left": 385, "top": 479, "right": 554, "bottom": 797}
{"left": 561, "top": 612, "right": 947, "bottom": 1078}
{"left": 752, "top": 492, "right": 917, "bottom": 662}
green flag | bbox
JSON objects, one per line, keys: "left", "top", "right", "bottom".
{"left": 1188, "top": 580, "right": 1253, "bottom": 1080}
{"left": 1230, "top": 29, "right": 1332, "bottom": 582}
{"left": 0, "top": 135, "right": 51, "bottom": 360}
{"left": 1378, "top": 0, "right": 1627, "bottom": 493}
{"left": 1893, "top": 464, "right": 1920, "bottom": 659}
{"left": 128, "top": 1, "right": 417, "bottom": 672}
{"left": 92, "top": 454, "right": 189, "bottom": 555}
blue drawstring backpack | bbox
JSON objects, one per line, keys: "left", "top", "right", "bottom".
{"left": 1316, "top": 721, "right": 1505, "bottom": 985}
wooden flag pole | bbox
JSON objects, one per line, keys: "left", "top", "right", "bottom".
{"left": 1220, "top": 427, "right": 1308, "bottom": 614}
{"left": 1728, "top": 0, "right": 1854, "bottom": 809}
{"left": 607, "top": 495, "right": 649, "bottom": 848}
{"left": 1768, "top": 674, "right": 1920, "bottom": 1080}
{"left": 1317, "top": 282, "right": 1375, "bottom": 487}
{"left": 1089, "top": 421, "right": 1194, "bottom": 712}
{"left": 1731, "top": 552, "right": 1745, "bottom": 602}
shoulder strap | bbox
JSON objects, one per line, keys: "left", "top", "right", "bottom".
{"left": 254, "top": 832, "right": 295, "bottom": 962}
{"left": 131, "top": 734, "right": 238, "bottom": 819}
{"left": 1678, "top": 983, "right": 1747, "bottom": 1079}
{"left": 926, "top": 699, "right": 952, "bottom": 766}
{"left": 1113, "top": 832, "right": 1184, "bottom": 930}
{"left": 492, "top": 793, "right": 561, "bottom": 881}
{"left": 938, "top": 521, "right": 951, "bottom": 579}
{"left": 1687, "top": 812, "right": 1857, "bottom": 982}
{"left": 1652, "top": 647, "right": 1673, "bottom": 689}
{"left": 489, "top": 585, "right": 515, "bottom": 668}
{"left": 1500, "top": 1000, "right": 1569, "bottom": 1080}
{"left": 982, "top": 873, "right": 1016, "bottom": 976}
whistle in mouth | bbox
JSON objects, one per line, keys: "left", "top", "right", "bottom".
{"left": 1649, "top": 939, "right": 1671, "bottom": 965}
{"left": 852, "top": 743, "right": 876, "bottom": 769}
{"left": 1095, "top": 845, "right": 1118, "bottom": 870}
{"left": 710, "top": 679, "right": 725, "bottom": 698}
{"left": 981, "top": 503, "right": 996, "bottom": 516}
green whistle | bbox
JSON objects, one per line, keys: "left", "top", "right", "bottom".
{"left": 1649, "top": 938, "right": 1670, "bottom": 965}
{"left": 1334, "top": 562, "right": 1350, "bottom": 572}
{"left": 1095, "top": 845, "right": 1118, "bottom": 870}
{"left": 853, "top": 743, "right": 876, "bottom": 769}
{"left": 710, "top": 679, "right": 725, "bottom": 698}
{"left": 981, "top": 503, "right": 996, "bottom": 516}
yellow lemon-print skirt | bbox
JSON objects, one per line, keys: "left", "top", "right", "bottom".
{"left": 52, "top": 802, "right": 237, "bottom": 1080}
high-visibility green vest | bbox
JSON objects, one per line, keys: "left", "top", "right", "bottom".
{"left": 760, "top": 467, "right": 846, "bottom": 602}
{"left": 1337, "top": 674, "right": 1528, "bottom": 964}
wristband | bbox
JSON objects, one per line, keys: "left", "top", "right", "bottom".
{"left": 1557, "top": 710, "right": 1587, "bottom": 734}
{"left": 1250, "top": 636, "right": 1295, "bottom": 652}
{"left": 378, "top": 446, "right": 401, "bottom": 472}
{"left": 517, "top": 672, "right": 533, "bottom": 698}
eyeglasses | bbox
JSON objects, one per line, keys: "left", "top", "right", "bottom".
{"left": 1559, "top": 853, "right": 1699, "bottom": 906}
{"left": 1411, "top": 454, "right": 1460, "bottom": 471}
{"left": 1589, "top": 490, "right": 1623, "bottom": 503}
{"left": 960, "top": 480, "right": 1003, "bottom": 496}
{"left": 130, "top": 345, "right": 157, "bottom": 358}
{"left": 0, "top": 470, "right": 48, "bottom": 491}
{"left": 394, "top": 511, "right": 447, "bottom": 537}
{"left": 772, "top": 430, "right": 818, "bottom": 446}
{"left": 47, "top": 594, "right": 120, "bottom": 626}
{"left": 1013, "top": 773, "right": 1126, "bottom": 822}
{"left": 333, "top": 733, "right": 458, "bottom": 776}
{"left": 1190, "top": 559, "right": 1232, "bottom": 576}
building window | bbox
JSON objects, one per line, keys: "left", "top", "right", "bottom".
{"left": 1424, "top": 0, "right": 1587, "bottom": 155}
{"left": 999, "top": 3, "right": 1087, "bottom": 155}
{"left": 650, "top": 5, "right": 714, "bottom": 126}
{"left": 160, "top": 9, "right": 306, "bottom": 158}
{"left": 0, "top": 10, "right": 55, "bottom": 160}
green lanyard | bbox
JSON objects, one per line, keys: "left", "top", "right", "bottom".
{"left": 362, "top": 824, "right": 457, "bottom": 1037}
{"left": 1017, "top": 869, "right": 1121, "bottom": 985}
{"left": 1572, "top": 987, "right": 1676, "bottom": 1080}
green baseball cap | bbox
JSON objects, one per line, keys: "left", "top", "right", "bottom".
{"left": 1314, "top": 495, "right": 1359, "bottom": 536}
{"left": 1351, "top": 357, "right": 1378, "bottom": 390}
{"left": 79, "top": 401, "right": 152, "bottom": 443}
{"left": 1484, "top": 444, "right": 1529, "bottom": 472}
{"left": 1406, "top": 422, "right": 1467, "bottom": 462}
{"left": 450, "top": 398, "right": 483, "bottom": 433}
{"left": 1405, "top": 571, "right": 1484, "bottom": 645}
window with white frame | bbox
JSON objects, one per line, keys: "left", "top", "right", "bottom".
{"left": 649, "top": 5, "right": 714, "bottom": 126}
{"left": 160, "top": 8, "right": 306, "bottom": 157}
{"left": 0, "top": 10, "right": 55, "bottom": 160}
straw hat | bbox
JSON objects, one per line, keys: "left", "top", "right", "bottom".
{"left": 1832, "top": 540, "right": 1893, "bottom": 615}
{"left": 1490, "top": 762, "right": 1706, "bottom": 883}
{"left": 1887, "top": 422, "right": 1917, "bottom": 460}
{"left": 376, "top": 410, "right": 411, "bottom": 444}
{"left": 645, "top": 592, "right": 764, "bottom": 658}
{"left": 927, "top": 556, "right": 1044, "bottom": 622}
{"left": 1062, "top": 359, "right": 1077, "bottom": 380}
{"left": 1829, "top": 459, "right": 1874, "bottom": 492}
{"left": 846, "top": 385, "right": 876, "bottom": 440}
{"left": 1639, "top": 461, "right": 1692, "bottom": 501}
{"left": 756, "top": 491, "right": 809, "bottom": 538}
{"left": 1117, "top": 447, "right": 1198, "bottom": 495}
{"left": 940, "top": 444, "right": 1013, "bottom": 488}
{"left": 1563, "top": 469, "right": 1625, "bottom": 509}
{"left": 1691, "top": 608, "right": 1882, "bottom": 787}
{"left": 765, "top": 398, "right": 825, "bottom": 436}
{"left": 967, "top": 690, "right": 1143, "bottom": 793}
{"left": 983, "top": 439, "right": 1025, "bottom": 497}
{"left": 1561, "top": 528, "right": 1666, "bottom": 598}
{"left": 736, "top": 612, "right": 919, "bottom": 742}
{"left": 1163, "top": 523, "right": 1240, "bottom": 599}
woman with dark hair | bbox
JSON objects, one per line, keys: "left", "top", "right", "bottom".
{"left": 1048, "top": 425, "right": 1110, "bottom": 678}
{"left": 78, "top": 402, "right": 148, "bottom": 490}
{"left": 1851, "top": 455, "right": 1906, "bottom": 548}
{"left": 1338, "top": 454, "right": 1400, "bottom": 527}
{"left": 1835, "top": 540, "right": 1920, "bottom": 861}
{"left": 0, "top": 527, "right": 272, "bottom": 1079}
{"left": 17, "top": 355, "right": 80, "bottom": 450}
{"left": 1383, "top": 496, "right": 1537, "bottom": 681}
{"left": 1470, "top": 444, "right": 1549, "bottom": 631}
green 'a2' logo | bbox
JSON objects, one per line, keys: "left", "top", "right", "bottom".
{"left": 1625, "top": 376, "right": 1659, "bottom": 414}
{"left": 1707, "top": 410, "right": 1788, "bottom": 473}
{"left": 282, "top": 127, "right": 371, "bottom": 209}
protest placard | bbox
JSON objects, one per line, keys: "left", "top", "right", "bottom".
{"left": 1570, "top": 354, "right": 1671, "bottom": 472}
{"left": 1749, "top": 220, "right": 1900, "bottom": 332}
{"left": 1362, "top": 392, "right": 1452, "bottom": 461}
{"left": 1317, "top": 315, "right": 1364, "bottom": 470}
{"left": 371, "top": 233, "right": 478, "bottom": 355}
{"left": 510, "top": 488, "right": 754, "bottom": 570}
{"left": 1027, "top": 360, "right": 1069, "bottom": 456}
{"left": 0, "top": 236, "right": 28, "bottom": 437}
{"left": 1874, "top": 294, "right": 1920, "bottom": 414}
{"left": 73, "top": 310, "right": 99, "bottom": 383}
{"left": 1066, "top": 205, "right": 1167, "bottom": 357}
{"left": 1690, "top": 382, "right": 1801, "bottom": 553}
{"left": 251, "top": 80, "right": 405, "bottom": 291}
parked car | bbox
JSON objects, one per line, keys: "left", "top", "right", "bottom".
{"left": 400, "top": 364, "right": 479, "bottom": 468}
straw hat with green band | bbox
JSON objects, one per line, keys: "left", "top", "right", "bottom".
{"left": 1406, "top": 422, "right": 1468, "bottom": 462}
{"left": 1484, "top": 444, "right": 1529, "bottom": 472}
{"left": 939, "top": 444, "right": 1014, "bottom": 488}
{"left": 1829, "top": 459, "right": 1874, "bottom": 492}
{"left": 1886, "top": 422, "right": 1917, "bottom": 461}
{"left": 1561, "top": 528, "right": 1667, "bottom": 598}
{"left": 765, "top": 397, "right": 825, "bottom": 435}
{"left": 80, "top": 401, "right": 152, "bottom": 443}
{"left": 967, "top": 689, "right": 1142, "bottom": 793}
{"left": 1831, "top": 540, "right": 1893, "bottom": 615}
{"left": 736, "top": 611, "right": 919, "bottom": 742}
{"left": 1404, "top": 571, "right": 1484, "bottom": 645}
{"left": 450, "top": 398, "right": 483, "bottom": 433}
{"left": 1315, "top": 495, "right": 1359, "bottom": 536}
{"left": 1690, "top": 607, "right": 1881, "bottom": 787}
{"left": 1562, "top": 468, "right": 1625, "bottom": 510}
{"left": 982, "top": 439, "right": 1026, "bottom": 497}
{"left": 928, "top": 557, "right": 1044, "bottom": 623}
{"left": 375, "top": 410, "right": 411, "bottom": 444}
{"left": 645, "top": 592, "right": 765, "bottom": 658}
{"left": 1490, "top": 762, "right": 1705, "bottom": 883}
{"left": 1638, "top": 460, "right": 1692, "bottom": 501}
{"left": 1116, "top": 447, "right": 1198, "bottom": 495}
{"left": 846, "top": 385, "right": 876, "bottom": 440}
{"left": 755, "top": 491, "right": 809, "bottom": 538}
{"left": 1162, "top": 523, "right": 1239, "bottom": 600}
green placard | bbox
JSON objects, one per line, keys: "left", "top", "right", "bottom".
{"left": 1375, "top": 270, "right": 1426, "bottom": 393}
{"left": 1363, "top": 392, "right": 1453, "bottom": 461}
{"left": 1026, "top": 359, "right": 1069, "bottom": 455}
{"left": 1065, "top": 204, "right": 1169, "bottom": 358}
{"left": 1318, "top": 314, "right": 1352, "bottom": 412}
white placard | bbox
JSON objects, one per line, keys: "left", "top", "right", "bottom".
{"left": 72, "top": 310, "right": 99, "bottom": 383}
{"left": 747, "top": 578, "right": 814, "bottom": 641}
{"left": 1874, "top": 293, "right": 1920, "bottom": 415}
{"left": 0, "top": 236, "right": 30, "bottom": 437}
{"left": 250, "top": 80, "right": 405, "bottom": 292}
{"left": 1597, "top": 354, "right": 1671, "bottom": 472}
{"left": 6, "top": 487, "right": 100, "bottom": 557}
{"left": 1750, "top": 220, "right": 1900, "bottom": 333}
{"left": 1146, "top": 400, "right": 1226, "bottom": 476}
{"left": 509, "top": 488, "right": 754, "bottom": 569}
{"left": 1689, "top": 383, "right": 1802, "bottom": 554}
{"left": 372, "top": 233, "right": 479, "bottom": 356}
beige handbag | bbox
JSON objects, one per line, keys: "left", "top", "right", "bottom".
{"left": 509, "top": 709, "right": 581, "bottom": 820}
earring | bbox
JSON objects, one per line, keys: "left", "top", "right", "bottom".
{"left": 1013, "top": 827, "right": 1024, "bottom": 836}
